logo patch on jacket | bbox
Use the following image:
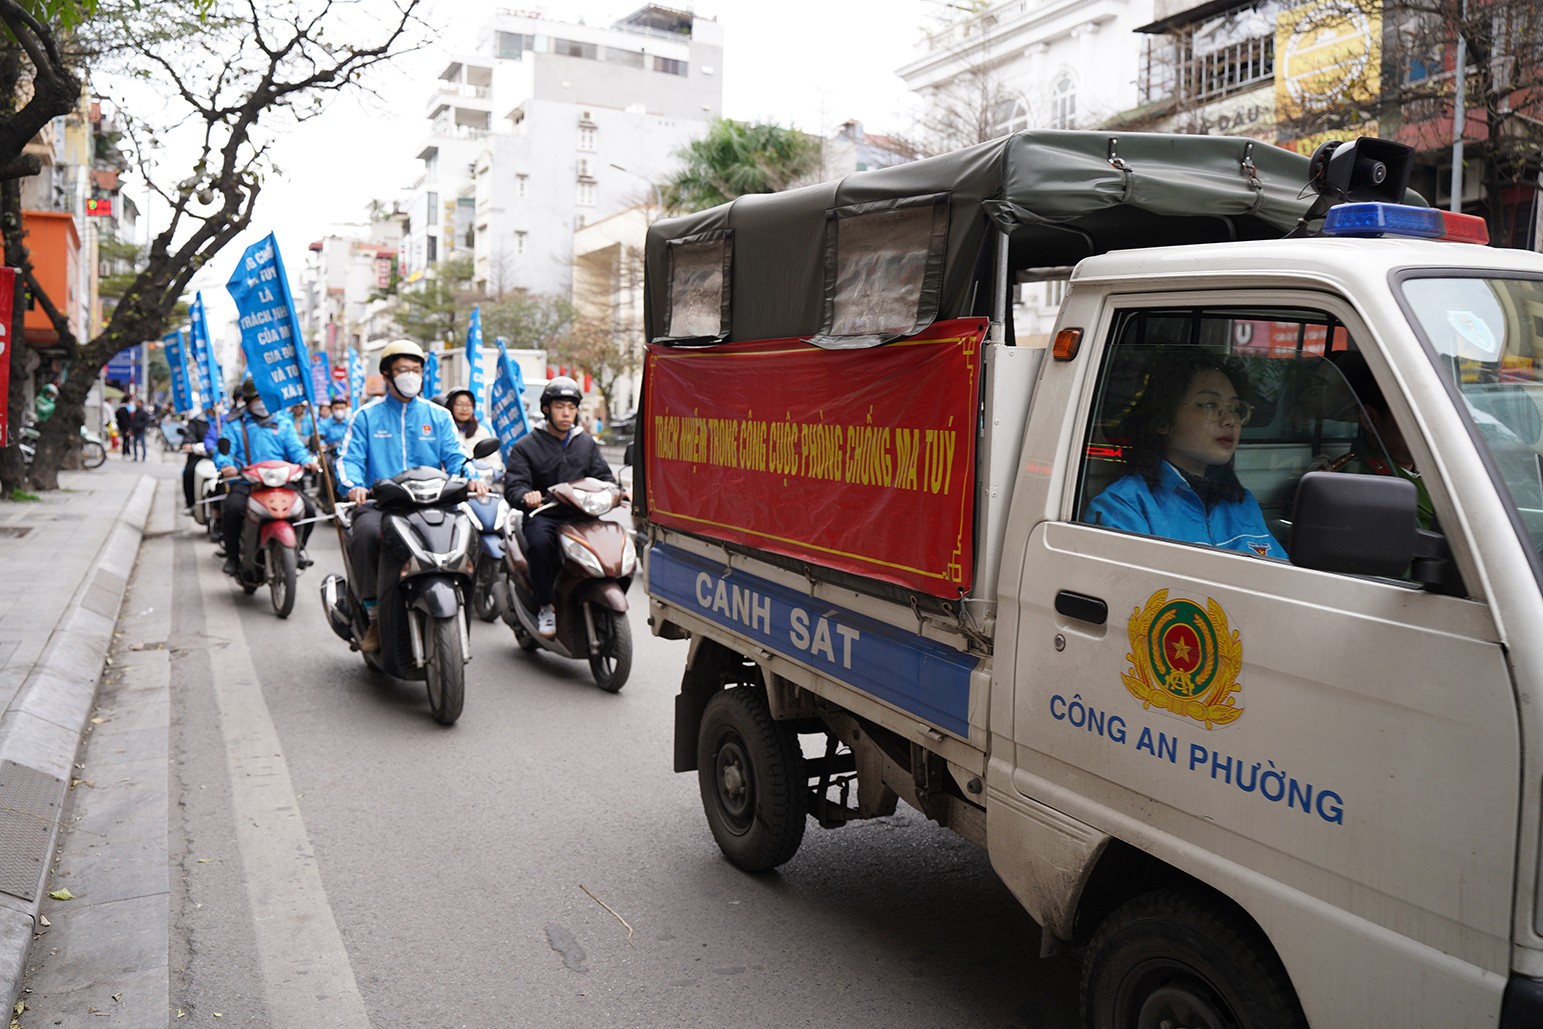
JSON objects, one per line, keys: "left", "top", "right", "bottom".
{"left": 422, "top": 424, "right": 432, "bottom": 435}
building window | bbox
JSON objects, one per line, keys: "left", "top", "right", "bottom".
{"left": 989, "top": 96, "right": 1030, "bottom": 138}
{"left": 496, "top": 31, "right": 533, "bottom": 59}
{"left": 516, "top": 173, "right": 528, "bottom": 199}
{"left": 1050, "top": 75, "right": 1076, "bottom": 130}
{"left": 426, "top": 235, "right": 438, "bottom": 263}
{"left": 1140, "top": 1, "right": 1278, "bottom": 105}
{"left": 515, "top": 231, "right": 527, "bottom": 256}
{"left": 554, "top": 38, "right": 597, "bottom": 60}
{"left": 578, "top": 181, "right": 596, "bottom": 207}
{"left": 426, "top": 191, "right": 438, "bottom": 225}
{"left": 653, "top": 56, "right": 687, "bottom": 76}
{"left": 578, "top": 125, "right": 596, "bottom": 151}
{"left": 604, "top": 46, "right": 646, "bottom": 69}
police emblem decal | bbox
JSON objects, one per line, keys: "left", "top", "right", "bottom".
{"left": 1122, "top": 589, "right": 1244, "bottom": 729}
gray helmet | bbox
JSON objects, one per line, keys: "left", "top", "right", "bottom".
{"left": 540, "top": 376, "right": 582, "bottom": 410}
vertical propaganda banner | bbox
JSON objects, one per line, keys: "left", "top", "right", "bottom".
{"left": 423, "top": 350, "right": 441, "bottom": 399}
{"left": 162, "top": 329, "right": 196, "bottom": 414}
{"left": 465, "top": 306, "right": 484, "bottom": 419}
{"left": 487, "top": 340, "right": 532, "bottom": 457}
{"left": 309, "top": 350, "right": 332, "bottom": 403}
{"left": 346, "top": 348, "right": 365, "bottom": 404}
{"left": 188, "top": 293, "right": 223, "bottom": 406}
{"left": 225, "top": 232, "right": 314, "bottom": 412}
{"left": 0, "top": 268, "right": 14, "bottom": 446}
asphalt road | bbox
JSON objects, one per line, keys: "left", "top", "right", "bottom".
{"left": 55, "top": 497, "right": 1083, "bottom": 1027}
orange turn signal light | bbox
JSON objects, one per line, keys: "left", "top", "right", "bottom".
{"left": 1053, "top": 328, "right": 1083, "bottom": 362}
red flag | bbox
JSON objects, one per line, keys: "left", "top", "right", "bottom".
{"left": 0, "top": 268, "right": 16, "bottom": 446}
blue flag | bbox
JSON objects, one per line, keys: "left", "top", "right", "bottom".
{"left": 225, "top": 232, "right": 314, "bottom": 413}
{"left": 346, "top": 348, "right": 365, "bottom": 405}
{"left": 163, "top": 329, "right": 196, "bottom": 414}
{"left": 466, "top": 306, "right": 484, "bottom": 420}
{"left": 488, "top": 340, "right": 532, "bottom": 458}
{"left": 309, "top": 350, "right": 332, "bottom": 404}
{"left": 424, "top": 350, "right": 441, "bottom": 399}
{"left": 188, "top": 293, "right": 223, "bottom": 407}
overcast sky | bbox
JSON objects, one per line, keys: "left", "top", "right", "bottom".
{"left": 167, "top": 0, "right": 941, "bottom": 327}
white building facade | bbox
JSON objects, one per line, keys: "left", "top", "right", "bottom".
{"left": 405, "top": 5, "right": 724, "bottom": 301}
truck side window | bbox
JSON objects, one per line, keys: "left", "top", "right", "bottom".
{"left": 1075, "top": 307, "right": 1403, "bottom": 560}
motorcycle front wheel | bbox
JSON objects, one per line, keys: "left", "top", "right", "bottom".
{"left": 588, "top": 607, "right": 632, "bottom": 693}
{"left": 268, "top": 543, "right": 297, "bottom": 619}
{"left": 424, "top": 614, "right": 465, "bottom": 725}
{"left": 471, "top": 560, "right": 500, "bottom": 622}
{"left": 80, "top": 440, "right": 107, "bottom": 469}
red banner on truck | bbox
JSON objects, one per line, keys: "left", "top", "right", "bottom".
{"left": 644, "top": 318, "right": 986, "bottom": 598}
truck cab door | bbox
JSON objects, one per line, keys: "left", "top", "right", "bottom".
{"left": 1000, "top": 294, "right": 1516, "bottom": 1027}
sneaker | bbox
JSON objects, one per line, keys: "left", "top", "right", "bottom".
{"left": 222, "top": 555, "right": 238, "bottom": 576}
{"left": 297, "top": 549, "right": 313, "bottom": 569}
{"left": 537, "top": 605, "right": 557, "bottom": 638}
{"left": 360, "top": 621, "right": 381, "bottom": 654}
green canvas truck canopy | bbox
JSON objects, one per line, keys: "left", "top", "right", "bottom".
{"left": 643, "top": 130, "right": 1417, "bottom": 349}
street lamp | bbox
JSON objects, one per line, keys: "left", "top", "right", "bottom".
{"left": 609, "top": 163, "right": 662, "bottom": 223}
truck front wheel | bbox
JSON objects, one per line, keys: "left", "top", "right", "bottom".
{"left": 697, "top": 687, "right": 806, "bottom": 871}
{"left": 1082, "top": 889, "right": 1306, "bottom": 1029}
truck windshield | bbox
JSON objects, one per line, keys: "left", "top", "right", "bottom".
{"left": 1399, "top": 274, "right": 1543, "bottom": 551}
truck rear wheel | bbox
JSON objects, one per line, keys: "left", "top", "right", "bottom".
{"left": 1081, "top": 889, "right": 1306, "bottom": 1029}
{"left": 696, "top": 686, "right": 806, "bottom": 871}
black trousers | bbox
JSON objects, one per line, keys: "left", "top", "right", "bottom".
{"left": 182, "top": 455, "right": 200, "bottom": 508}
{"left": 525, "top": 512, "right": 570, "bottom": 607}
{"left": 220, "top": 480, "right": 315, "bottom": 555}
{"left": 346, "top": 506, "right": 406, "bottom": 603}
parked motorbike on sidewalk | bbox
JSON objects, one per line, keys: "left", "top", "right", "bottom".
{"left": 500, "top": 477, "right": 636, "bottom": 692}
{"left": 17, "top": 422, "right": 108, "bottom": 469}
{"left": 319, "top": 464, "right": 482, "bottom": 726}
{"left": 221, "top": 454, "right": 309, "bottom": 619}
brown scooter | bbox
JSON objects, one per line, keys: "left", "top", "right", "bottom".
{"left": 499, "top": 477, "right": 637, "bottom": 691}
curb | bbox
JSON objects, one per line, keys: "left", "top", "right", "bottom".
{"left": 0, "top": 474, "right": 156, "bottom": 1016}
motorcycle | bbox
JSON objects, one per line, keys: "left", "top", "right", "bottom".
{"left": 17, "top": 421, "right": 107, "bottom": 469}
{"left": 500, "top": 477, "right": 637, "bottom": 692}
{"left": 319, "top": 465, "right": 480, "bottom": 726}
{"left": 222, "top": 455, "right": 308, "bottom": 619}
{"left": 467, "top": 489, "right": 512, "bottom": 622}
{"left": 190, "top": 454, "right": 220, "bottom": 531}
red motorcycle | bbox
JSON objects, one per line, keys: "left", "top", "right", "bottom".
{"left": 229, "top": 459, "right": 308, "bottom": 618}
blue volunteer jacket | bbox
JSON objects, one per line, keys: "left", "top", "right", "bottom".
{"left": 1084, "top": 462, "right": 1287, "bottom": 559}
{"left": 336, "top": 394, "right": 474, "bottom": 491}
{"left": 317, "top": 414, "right": 350, "bottom": 449}
{"left": 213, "top": 413, "right": 310, "bottom": 470}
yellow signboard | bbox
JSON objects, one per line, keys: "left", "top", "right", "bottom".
{"left": 1275, "top": 0, "right": 1382, "bottom": 124}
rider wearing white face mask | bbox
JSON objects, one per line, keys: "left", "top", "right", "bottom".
{"left": 336, "top": 340, "right": 489, "bottom": 653}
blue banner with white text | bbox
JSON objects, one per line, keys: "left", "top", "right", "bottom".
{"left": 162, "top": 330, "right": 195, "bottom": 414}
{"left": 466, "top": 306, "right": 484, "bottom": 419}
{"left": 309, "top": 350, "right": 332, "bottom": 404}
{"left": 346, "top": 348, "right": 364, "bottom": 405}
{"left": 225, "top": 232, "right": 314, "bottom": 413}
{"left": 188, "top": 293, "right": 223, "bottom": 407}
{"left": 488, "top": 340, "right": 532, "bottom": 458}
{"left": 424, "top": 350, "right": 440, "bottom": 400}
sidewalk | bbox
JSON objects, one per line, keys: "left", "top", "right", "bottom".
{"left": 0, "top": 454, "right": 165, "bottom": 1017}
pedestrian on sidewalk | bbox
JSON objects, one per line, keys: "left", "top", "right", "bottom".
{"left": 128, "top": 400, "right": 150, "bottom": 461}
{"left": 114, "top": 399, "right": 134, "bottom": 459}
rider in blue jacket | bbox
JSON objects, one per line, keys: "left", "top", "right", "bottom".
{"left": 216, "top": 379, "right": 319, "bottom": 574}
{"left": 337, "top": 340, "right": 489, "bottom": 653}
{"left": 1084, "top": 348, "right": 1286, "bottom": 559}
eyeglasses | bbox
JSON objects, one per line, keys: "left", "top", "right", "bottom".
{"left": 1185, "top": 399, "right": 1253, "bottom": 425}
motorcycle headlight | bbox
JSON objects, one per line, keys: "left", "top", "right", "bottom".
{"left": 559, "top": 531, "right": 605, "bottom": 576}
{"left": 573, "top": 488, "right": 616, "bottom": 517}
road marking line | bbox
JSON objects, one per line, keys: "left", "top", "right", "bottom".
{"left": 195, "top": 558, "right": 370, "bottom": 1026}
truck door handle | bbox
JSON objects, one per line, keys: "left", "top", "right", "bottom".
{"left": 1055, "top": 590, "right": 1107, "bottom": 625}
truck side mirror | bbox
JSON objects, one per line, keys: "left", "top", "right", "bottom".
{"left": 217, "top": 437, "right": 231, "bottom": 455}
{"left": 1290, "top": 471, "right": 1459, "bottom": 593}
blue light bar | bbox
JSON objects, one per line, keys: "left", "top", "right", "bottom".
{"left": 1321, "top": 202, "right": 1490, "bottom": 244}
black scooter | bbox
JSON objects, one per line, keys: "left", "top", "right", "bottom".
{"left": 319, "top": 453, "right": 493, "bottom": 726}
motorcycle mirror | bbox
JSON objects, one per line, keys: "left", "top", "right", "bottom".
{"left": 472, "top": 437, "right": 502, "bottom": 460}
{"left": 623, "top": 443, "right": 634, "bottom": 466}
{"left": 217, "top": 437, "right": 231, "bottom": 455}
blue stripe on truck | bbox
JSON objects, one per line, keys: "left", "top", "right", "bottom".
{"left": 649, "top": 544, "right": 976, "bottom": 737}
